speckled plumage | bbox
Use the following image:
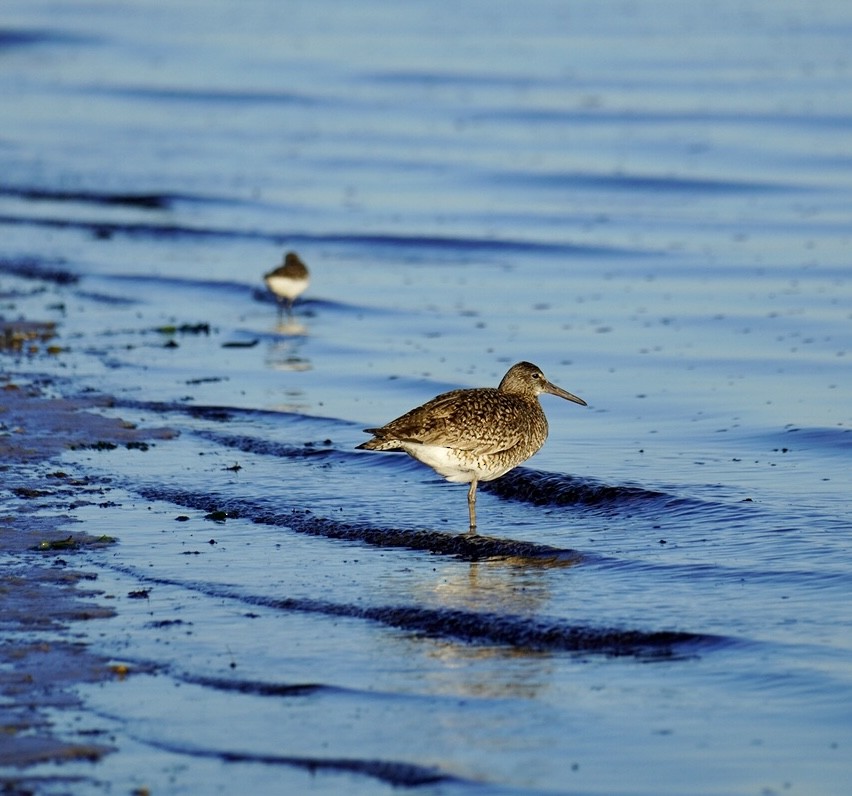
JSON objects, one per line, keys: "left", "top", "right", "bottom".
{"left": 264, "top": 251, "right": 310, "bottom": 315}
{"left": 357, "top": 361, "right": 587, "bottom": 531}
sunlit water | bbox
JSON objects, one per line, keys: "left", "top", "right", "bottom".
{"left": 1, "top": 1, "right": 851, "bottom": 793}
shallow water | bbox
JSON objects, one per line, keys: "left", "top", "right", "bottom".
{"left": 2, "top": 0, "right": 851, "bottom": 793}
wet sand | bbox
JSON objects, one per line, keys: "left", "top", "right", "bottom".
{"left": 0, "top": 365, "right": 174, "bottom": 787}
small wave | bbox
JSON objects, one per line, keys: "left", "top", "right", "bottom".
{"left": 0, "top": 256, "right": 79, "bottom": 285}
{"left": 0, "top": 212, "right": 197, "bottom": 240}
{"left": 194, "top": 430, "right": 336, "bottom": 460}
{"left": 180, "top": 674, "right": 326, "bottom": 698}
{"left": 491, "top": 168, "right": 795, "bottom": 195}
{"left": 0, "top": 185, "right": 172, "bottom": 209}
{"left": 112, "top": 398, "right": 352, "bottom": 431}
{"left": 0, "top": 29, "right": 97, "bottom": 48}
{"left": 0, "top": 212, "right": 640, "bottom": 258}
{"left": 143, "top": 739, "right": 459, "bottom": 787}
{"left": 73, "top": 289, "right": 139, "bottom": 306}
{"left": 474, "top": 106, "right": 852, "bottom": 134}
{"left": 367, "top": 69, "right": 535, "bottom": 89}
{"left": 135, "top": 484, "right": 580, "bottom": 563}
{"left": 775, "top": 426, "right": 852, "bottom": 455}
{"left": 346, "top": 602, "right": 712, "bottom": 658}
{"left": 106, "top": 562, "right": 719, "bottom": 659}
{"left": 480, "top": 467, "right": 666, "bottom": 508}
{"left": 89, "top": 84, "right": 320, "bottom": 108}
{"left": 482, "top": 468, "right": 746, "bottom": 527}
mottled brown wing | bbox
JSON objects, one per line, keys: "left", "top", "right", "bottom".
{"left": 371, "top": 388, "right": 523, "bottom": 455}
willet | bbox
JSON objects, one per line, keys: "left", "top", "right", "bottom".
{"left": 357, "top": 361, "right": 587, "bottom": 532}
{"left": 264, "top": 252, "right": 310, "bottom": 317}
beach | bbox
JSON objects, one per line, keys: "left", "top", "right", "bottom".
{"left": 2, "top": 1, "right": 851, "bottom": 793}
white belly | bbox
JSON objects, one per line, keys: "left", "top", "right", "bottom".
{"left": 400, "top": 443, "right": 514, "bottom": 483}
{"left": 265, "top": 275, "right": 307, "bottom": 301}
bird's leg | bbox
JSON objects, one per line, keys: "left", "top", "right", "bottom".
{"left": 467, "top": 479, "right": 478, "bottom": 534}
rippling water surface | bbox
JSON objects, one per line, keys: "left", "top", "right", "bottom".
{"left": 2, "top": 1, "right": 851, "bottom": 793}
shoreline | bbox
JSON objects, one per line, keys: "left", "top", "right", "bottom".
{"left": 1, "top": 346, "right": 175, "bottom": 785}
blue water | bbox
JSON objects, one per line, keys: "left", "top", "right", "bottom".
{"left": 2, "top": 1, "right": 851, "bottom": 793}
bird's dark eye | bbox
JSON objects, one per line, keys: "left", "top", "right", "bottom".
{"left": 532, "top": 372, "right": 541, "bottom": 379}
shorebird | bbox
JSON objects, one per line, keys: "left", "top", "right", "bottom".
{"left": 357, "top": 361, "right": 587, "bottom": 532}
{"left": 264, "top": 251, "right": 310, "bottom": 317}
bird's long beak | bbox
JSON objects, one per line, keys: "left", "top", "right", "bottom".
{"left": 544, "top": 380, "right": 587, "bottom": 406}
